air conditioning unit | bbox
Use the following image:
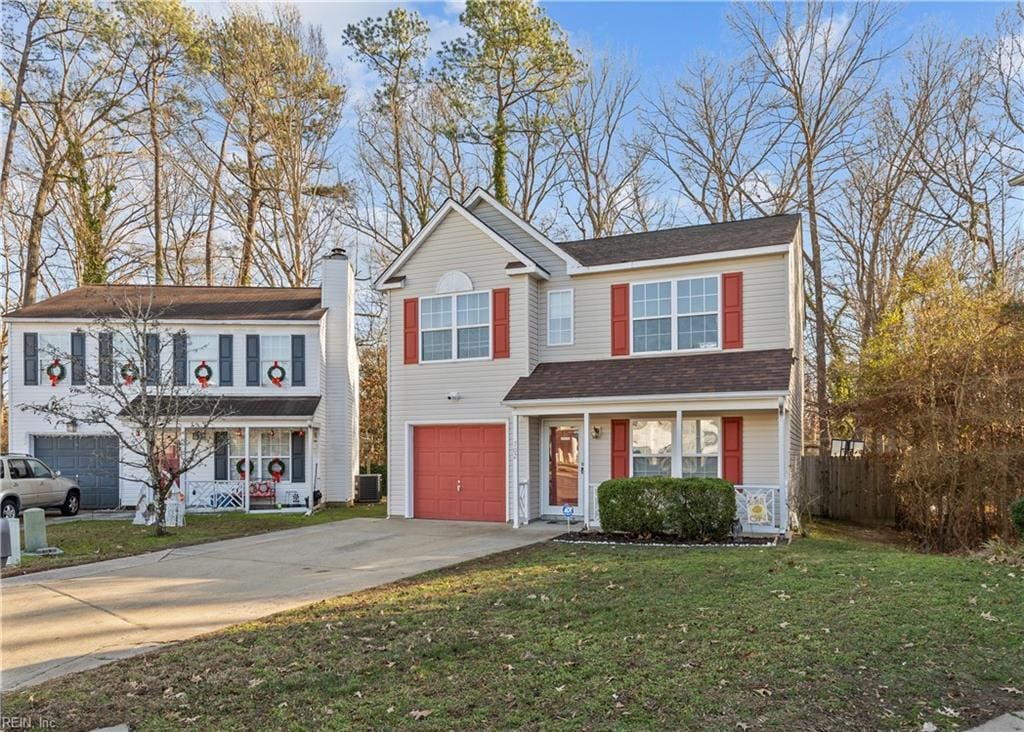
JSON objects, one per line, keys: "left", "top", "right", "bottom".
{"left": 354, "top": 474, "right": 382, "bottom": 503}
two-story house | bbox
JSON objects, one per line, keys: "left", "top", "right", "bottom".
{"left": 3, "top": 249, "right": 358, "bottom": 513}
{"left": 377, "top": 190, "right": 802, "bottom": 534}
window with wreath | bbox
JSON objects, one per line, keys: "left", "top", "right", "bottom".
{"left": 188, "top": 334, "right": 218, "bottom": 386}
{"left": 37, "top": 333, "right": 69, "bottom": 383}
{"left": 261, "top": 335, "right": 290, "bottom": 385}
{"left": 420, "top": 292, "right": 491, "bottom": 361}
{"left": 631, "top": 419, "right": 673, "bottom": 477}
{"left": 227, "top": 431, "right": 291, "bottom": 481}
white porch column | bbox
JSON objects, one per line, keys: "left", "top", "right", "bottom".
{"left": 672, "top": 410, "right": 683, "bottom": 477}
{"left": 305, "top": 426, "right": 313, "bottom": 508}
{"left": 178, "top": 426, "right": 186, "bottom": 496}
{"left": 243, "top": 426, "right": 251, "bottom": 512}
{"left": 511, "top": 416, "right": 520, "bottom": 528}
{"left": 582, "top": 411, "right": 591, "bottom": 527}
{"left": 778, "top": 397, "right": 788, "bottom": 531}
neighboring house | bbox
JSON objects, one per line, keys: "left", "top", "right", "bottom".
{"left": 3, "top": 249, "right": 358, "bottom": 512}
{"left": 377, "top": 190, "right": 803, "bottom": 534}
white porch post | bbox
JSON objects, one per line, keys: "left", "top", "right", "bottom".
{"left": 179, "top": 426, "right": 186, "bottom": 496}
{"left": 582, "top": 411, "right": 590, "bottom": 527}
{"left": 511, "top": 416, "right": 519, "bottom": 528}
{"left": 305, "top": 425, "right": 313, "bottom": 509}
{"left": 243, "top": 426, "right": 251, "bottom": 512}
{"left": 672, "top": 409, "right": 683, "bottom": 477}
{"left": 778, "top": 397, "right": 788, "bottom": 531}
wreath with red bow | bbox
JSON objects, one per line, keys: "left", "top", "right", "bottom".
{"left": 235, "top": 459, "right": 255, "bottom": 478}
{"left": 267, "top": 361, "right": 286, "bottom": 388}
{"left": 45, "top": 359, "right": 66, "bottom": 386}
{"left": 267, "top": 458, "right": 286, "bottom": 482}
{"left": 194, "top": 361, "right": 213, "bottom": 388}
{"left": 120, "top": 361, "right": 139, "bottom": 386}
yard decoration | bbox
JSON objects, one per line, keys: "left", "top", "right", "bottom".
{"left": 194, "top": 361, "right": 213, "bottom": 388}
{"left": 235, "top": 458, "right": 255, "bottom": 478}
{"left": 120, "top": 361, "right": 139, "bottom": 385}
{"left": 267, "top": 458, "right": 286, "bottom": 482}
{"left": 45, "top": 359, "right": 66, "bottom": 386}
{"left": 267, "top": 361, "right": 286, "bottom": 387}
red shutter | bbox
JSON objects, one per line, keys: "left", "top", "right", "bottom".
{"left": 611, "top": 419, "right": 630, "bottom": 478}
{"left": 403, "top": 298, "right": 419, "bottom": 365}
{"left": 493, "top": 287, "right": 510, "bottom": 359}
{"left": 722, "top": 272, "right": 743, "bottom": 349}
{"left": 611, "top": 284, "right": 630, "bottom": 356}
{"left": 722, "top": 416, "right": 743, "bottom": 484}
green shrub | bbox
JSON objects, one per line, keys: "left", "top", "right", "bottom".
{"left": 596, "top": 477, "right": 737, "bottom": 541}
{"left": 596, "top": 478, "right": 665, "bottom": 534}
{"left": 1011, "top": 497, "right": 1024, "bottom": 540}
{"left": 661, "top": 478, "right": 736, "bottom": 542}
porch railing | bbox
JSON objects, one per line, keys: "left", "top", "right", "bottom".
{"left": 185, "top": 480, "right": 244, "bottom": 511}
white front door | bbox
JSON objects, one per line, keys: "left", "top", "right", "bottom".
{"left": 542, "top": 421, "right": 581, "bottom": 516}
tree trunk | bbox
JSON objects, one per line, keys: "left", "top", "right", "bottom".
{"left": 237, "top": 128, "right": 259, "bottom": 286}
{"left": 0, "top": 2, "right": 44, "bottom": 220}
{"left": 21, "top": 147, "right": 59, "bottom": 306}
{"left": 805, "top": 166, "right": 831, "bottom": 475}
{"left": 391, "top": 97, "right": 411, "bottom": 247}
{"left": 204, "top": 113, "right": 233, "bottom": 285}
{"left": 149, "top": 77, "right": 164, "bottom": 285}
{"left": 492, "top": 107, "right": 509, "bottom": 206}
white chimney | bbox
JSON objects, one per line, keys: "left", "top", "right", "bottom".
{"left": 319, "top": 247, "right": 359, "bottom": 503}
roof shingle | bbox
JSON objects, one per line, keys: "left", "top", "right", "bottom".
{"left": 5, "top": 285, "right": 326, "bottom": 321}
{"left": 556, "top": 214, "right": 800, "bottom": 266}
{"left": 120, "top": 395, "right": 321, "bottom": 418}
{"left": 504, "top": 349, "right": 793, "bottom": 402}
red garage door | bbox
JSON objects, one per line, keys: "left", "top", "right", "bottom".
{"left": 413, "top": 424, "right": 506, "bottom": 522}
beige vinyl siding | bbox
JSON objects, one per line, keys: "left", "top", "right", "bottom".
{"left": 386, "top": 209, "right": 534, "bottom": 518}
{"left": 469, "top": 200, "right": 567, "bottom": 275}
{"left": 536, "top": 253, "right": 790, "bottom": 362}
{"left": 742, "top": 411, "right": 779, "bottom": 484}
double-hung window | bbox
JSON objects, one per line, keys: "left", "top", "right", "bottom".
{"left": 547, "top": 289, "right": 573, "bottom": 346}
{"left": 682, "top": 418, "right": 720, "bottom": 478}
{"left": 188, "top": 334, "right": 218, "bottom": 386}
{"left": 260, "top": 335, "right": 290, "bottom": 385}
{"left": 631, "top": 419, "right": 673, "bottom": 477}
{"left": 631, "top": 276, "right": 719, "bottom": 353}
{"left": 420, "top": 292, "right": 491, "bottom": 362}
{"left": 37, "top": 334, "right": 69, "bottom": 382}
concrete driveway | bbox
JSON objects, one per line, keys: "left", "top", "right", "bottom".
{"left": 1, "top": 518, "right": 560, "bottom": 692}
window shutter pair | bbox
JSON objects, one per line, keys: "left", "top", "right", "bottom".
{"left": 402, "top": 289, "right": 511, "bottom": 364}
{"left": 609, "top": 273, "right": 743, "bottom": 355}
{"left": 23, "top": 332, "right": 84, "bottom": 384}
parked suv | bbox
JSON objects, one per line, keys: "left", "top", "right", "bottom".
{"left": 0, "top": 454, "right": 81, "bottom": 518}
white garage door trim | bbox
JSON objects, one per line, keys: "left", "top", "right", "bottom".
{"left": 404, "top": 419, "right": 510, "bottom": 521}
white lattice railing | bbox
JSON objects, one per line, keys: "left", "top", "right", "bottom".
{"left": 734, "top": 485, "right": 783, "bottom": 534}
{"left": 588, "top": 482, "right": 601, "bottom": 527}
{"left": 515, "top": 481, "right": 529, "bottom": 527}
{"left": 185, "top": 480, "right": 244, "bottom": 511}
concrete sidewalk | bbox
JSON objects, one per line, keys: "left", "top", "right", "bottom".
{"left": 1, "top": 518, "right": 560, "bottom": 691}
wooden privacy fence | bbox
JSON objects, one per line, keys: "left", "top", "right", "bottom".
{"left": 801, "top": 455, "right": 896, "bottom": 522}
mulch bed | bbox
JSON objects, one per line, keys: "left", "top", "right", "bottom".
{"left": 552, "top": 531, "right": 780, "bottom": 547}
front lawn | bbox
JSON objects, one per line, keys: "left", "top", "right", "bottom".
{"left": 6, "top": 527, "right": 1023, "bottom": 731}
{"left": 2, "top": 503, "right": 386, "bottom": 577}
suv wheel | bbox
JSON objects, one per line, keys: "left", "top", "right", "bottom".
{"left": 1, "top": 498, "right": 18, "bottom": 519}
{"left": 61, "top": 490, "right": 80, "bottom": 516}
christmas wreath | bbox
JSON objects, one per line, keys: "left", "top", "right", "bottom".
{"left": 267, "top": 361, "right": 286, "bottom": 388}
{"left": 45, "top": 358, "right": 66, "bottom": 386}
{"left": 267, "top": 458, "right": 286, "bottom": 482}
{"left": 120, "top": 361, "right": 139, "bottom": 385}
{"left": 194, "top": 360, "right": 213, "bottom": 388}
{"left": 235, "top": 458, "right": 255, "bottom": 478}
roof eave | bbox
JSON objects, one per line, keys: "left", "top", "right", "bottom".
{"left": 502, "top": 389, "right": 789, "bottom": 407}
{"left": 563, "top": 243, "right": 792, "bottom": 274}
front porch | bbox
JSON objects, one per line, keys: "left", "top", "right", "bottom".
{"left": 167, "top": 424, "right": 320, "bottom": 514}
{"left": 508, "top": 401, "right": 793, "bottom": 535}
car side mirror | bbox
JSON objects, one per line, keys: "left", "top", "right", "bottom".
{"left": 54, "top": 470, "right": 61, "bottom": 477}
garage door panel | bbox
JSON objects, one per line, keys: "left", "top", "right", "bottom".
{"left": 33, "top": 435, "right": 120, "bottom": 510}
{"left": 413, "top": 424, "right": 505, "bottom": 522}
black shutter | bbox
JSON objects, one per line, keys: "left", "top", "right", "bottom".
{"left": 291, "top": 334, "right": 305, "bottom": 386}
{"left": 219, "top": 334, "right": 233, "bottom": 386}
{"left": 145, "top": 333, "right": 160, "bottom": 385}
{"left": 291, "top": 431, "right": 305, "bottom": 483}
{"left": 23, "top": 332, "right": 38, "bottom": 385}
{"left": 246, "top": 335, "right": 260, "bottom": 386}
{"left": 71, "top": 332, "right": 86, "bottom": 384}
{"left": 214, "top": 431, "right": 229, "bottom": 481}
{"left": 98, "top": 332, "right": 113, "bottom": 385}
{"left": 172, "top": 332, "right": 187, "bottom": 385}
